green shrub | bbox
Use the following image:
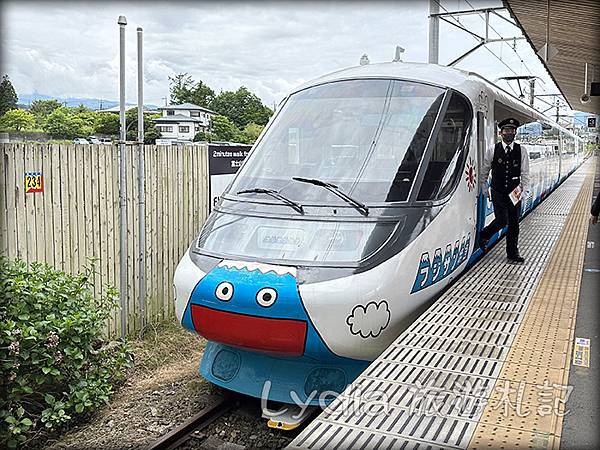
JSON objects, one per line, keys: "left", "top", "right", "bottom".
{"left": 0, "top": 259, "right": 132, "bottom": 448}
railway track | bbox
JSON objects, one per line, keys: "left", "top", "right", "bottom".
{"left": 146, "top": 394, "right": 237, "bottom": 450}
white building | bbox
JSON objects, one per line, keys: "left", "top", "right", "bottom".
{"left": 153, "top": 103, "right": 216, "bottom": 142}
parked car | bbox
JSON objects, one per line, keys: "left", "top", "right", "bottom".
{"left": 73, "top": 138, "right": 89, "bottom": 144}
{"left": 88, "top": 136, "right": 101, "bottom": 144}
{"left": 99, "top": 138, "right": 113, "bottom": 144}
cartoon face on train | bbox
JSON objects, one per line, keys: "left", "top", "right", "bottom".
{"left": 180, "top": 260, "right": 334, "bottom": 359}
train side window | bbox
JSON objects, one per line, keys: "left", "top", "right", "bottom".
{"left": 416, "top": 93, "right": 471, "bottom": 201}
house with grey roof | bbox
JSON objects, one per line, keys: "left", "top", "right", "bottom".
{"left": 153, "top": 103, "right": 216, "bottom": 142}
{"left": 97, "top": 105, "right": 160, "bottom": 115}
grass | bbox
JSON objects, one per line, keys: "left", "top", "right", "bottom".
{"left": 129, "top": 319, "right": 205, "bottom": 375}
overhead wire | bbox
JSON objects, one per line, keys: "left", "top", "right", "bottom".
{"left": 462, "top": 0, "right": 572, "bottom": 115}
{"left": 463, "top": 0, "right": 536, "bottom": 77}
{"left": 432, "top": 0, "right": 521, "bottom": 98}
{"left": 461, "top": 0, "right": 562, "bottom": 113}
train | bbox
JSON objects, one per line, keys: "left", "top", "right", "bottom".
{"left": 173, "top": 62, "right": 585, "bottom": 407}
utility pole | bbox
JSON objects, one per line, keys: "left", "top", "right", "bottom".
{"left": 529, "top": 79, "right": 535, "bottom": 107}
{"left": 118, "top": 15, "right": 128, "bottom": 338}
{"left": 137, "top": 26, "right": 146, "bottom": 330}
{"left": 428, "top": 0, "right": 439, "bottom": 64}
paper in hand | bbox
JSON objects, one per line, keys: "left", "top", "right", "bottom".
{"left": 509, "top": 186, "right": 522, "bottom": 205}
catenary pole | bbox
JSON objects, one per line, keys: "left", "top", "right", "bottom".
{"left": 137, "top": 27, "right": 146, "bottom": 330}
{"left": 428, "top": 0, "right": 439, "bottom": 64}
{"left": 118, "top": 15, "right": 128, "bottom": 337}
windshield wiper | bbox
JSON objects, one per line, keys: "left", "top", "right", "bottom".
{"left": 236, "top": 187, "right": 304, "bottom": 214}
{"left": 292, "top": 177, "right": 369, "bottom": 216}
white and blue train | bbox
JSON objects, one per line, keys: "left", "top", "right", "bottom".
{"left": 174, "top": 62, "right": 584, "bottom": 405}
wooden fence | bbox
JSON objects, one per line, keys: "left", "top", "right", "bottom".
{"left": 0, "top": 143, "right": 210, "bottom": 337}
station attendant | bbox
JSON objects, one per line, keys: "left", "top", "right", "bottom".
{"left": 478, "top": 118, "right": 530, "bottom": 263}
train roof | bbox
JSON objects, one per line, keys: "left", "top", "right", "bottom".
{"left": 292, "top": 62, "right": 579, "bottom": 138}
{"left": 296, "top": 62, "right": 477, "bottom": 92}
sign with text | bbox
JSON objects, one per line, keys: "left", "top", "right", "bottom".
{"left": 208, "top": 144, "right": 252, "bottom": 211}
{"left": 24, "top": 171, "right": 44, "bottom": 193}
{"left": 573, "top": 337, "right": 590, "bottom": 367}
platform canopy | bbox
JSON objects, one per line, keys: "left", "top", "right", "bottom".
{"left": 504, "top": 0, "right": 600, "bottom": 114}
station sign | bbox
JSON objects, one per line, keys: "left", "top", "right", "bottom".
{"left": 573, "top": 337, "right": 590, "bottom": 367}
{"left": 587, "top": 117, "right": 596, "bottom": 128}
{"left": 208, "top": 144, "right": 252, "bottom": 211}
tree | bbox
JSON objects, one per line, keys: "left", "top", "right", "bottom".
{"left": 43, "top": 107, "right": 89, "bottom": 139}
{"left": 70, "top": 112, "right": 95, "bottom": 137}
{"left": 0, "top": 75, "right": 18, "bottom": 115}
{"left": 169, "top": 73, "right": 215, "bottom": 108}
{"left": 142, "top": 125, "right": 161, "bottom": 144}
{"left": 74, "top": 103, "right": 90, "bottom": 114}
{"left": 124, "top": 108, "right": 161, "bottom": 143}
{"left": 210, "top": 87, "right": 272, "bottom": 129}
{"left": 29, "top": 99, "right": 62, "bottom": 126}
{"left": 193, "top": 131, "right": 212, "bottom": 142}
{"left": 240, "top": 122, "right": 264, "bottom": 144}
{"left": 94, "top": 112, "right": 120, "bottom": 136}
{"left": 210, "top": 115, "right": 242, "bottom": 142}
{"left": 0, "top": 109, "right": 35, "bottom": 131}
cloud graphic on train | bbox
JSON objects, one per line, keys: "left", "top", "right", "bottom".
{"left": 346, "top": 300, "right": 391, "bottom": 339}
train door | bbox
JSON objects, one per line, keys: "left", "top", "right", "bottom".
{"left": 475, "top": 111, "right": 489, "bottom": 238}
{"left": 558, "top": 131, "right": 563, "bottom": 180}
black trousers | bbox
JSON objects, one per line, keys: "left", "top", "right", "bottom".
{"left": 480, "top": 188, "right": 521, "bottom": 258}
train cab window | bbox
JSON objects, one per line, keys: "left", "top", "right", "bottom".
{"left": 377, "top": 94, "right": 444, "bottom": 202}
{"left": 229, "top": 78, "right": 446, "bottom": 205}
{"left": 416, "top": 93, "right": 471, "bottom": 201}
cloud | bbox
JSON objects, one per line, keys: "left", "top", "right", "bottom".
{"left": 346, "top": 300, "right": 391, "bottom": 339}
{"left": 0, "top": 1, "right": 430, "bottom": 106}
{"left": 0, "top": 0, "right": 562, "bottom": 111}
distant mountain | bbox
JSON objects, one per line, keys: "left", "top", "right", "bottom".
{"left": 18, "top": 93, "right": 159, "bottom": 111}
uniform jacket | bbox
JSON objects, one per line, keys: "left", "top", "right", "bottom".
{"left": 480, "top": 140, "right": 530, "bottom": 195}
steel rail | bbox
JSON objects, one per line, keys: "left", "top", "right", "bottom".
{"left": 145, "top": 394, "right": 236, "bottom": 450}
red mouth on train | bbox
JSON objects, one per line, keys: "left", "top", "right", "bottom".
{"left": 190, "top": 304, "right": 307, "bottom": 357}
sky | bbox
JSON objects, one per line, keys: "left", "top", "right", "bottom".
{"left": 0, "top": 0, "right": 571, "bottom": 117}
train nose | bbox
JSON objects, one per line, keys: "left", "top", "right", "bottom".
{"left": 190, "top": 304, "right": 307, "bottom": 357}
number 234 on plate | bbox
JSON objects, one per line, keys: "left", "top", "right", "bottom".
{"left": 25, "top": 172, "right": 43, "bottom": 193}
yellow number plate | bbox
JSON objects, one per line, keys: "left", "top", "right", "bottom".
{"left": 25, "top": 172, "right": 43, "bottom": 193}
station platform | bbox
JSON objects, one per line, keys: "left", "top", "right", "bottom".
{"left": 288, "top": 158, "right": 598, "bottom": 450}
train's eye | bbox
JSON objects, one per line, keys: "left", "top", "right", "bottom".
{"left": 256, "top": 288, "right": 277, "bottom": 307}
{"left": 215, "top": 282, "right": 234, "bottom": 301}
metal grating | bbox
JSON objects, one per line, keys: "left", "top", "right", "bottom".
{"left": 287, "top": 160, "right": 594, "bottom": 450}
{"left": 469, "top": 162, "right": 595, "bottom": 449}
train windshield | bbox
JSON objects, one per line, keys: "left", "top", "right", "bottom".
{"left": 196, "top": 213, "right": 399, "bottom": 265}
{"left": 229, "top": 79, "right": 446, "bottom": 204}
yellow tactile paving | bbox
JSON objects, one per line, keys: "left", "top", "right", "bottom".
{"left": 487, "top": 380, "right": 572, "bottom": 407}
{"left": 469, "top": 422, "right": 559, "bottom": 450}
{"left": 499, "top": 362, "right": 565, "bottom": 386}
{"left": 468, "top": 160, "right": 596, "bottom": 450}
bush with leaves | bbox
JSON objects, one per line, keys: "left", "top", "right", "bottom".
{"left": 0, "top": 109, "right": 36, "bottom": 132}
{"left": 0, "top": 259, "right": 132, "bottom": 448}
